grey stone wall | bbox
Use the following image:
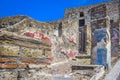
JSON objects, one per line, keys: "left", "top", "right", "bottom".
{"left": 64, "top": 1, "right": 119, "bottom": 24}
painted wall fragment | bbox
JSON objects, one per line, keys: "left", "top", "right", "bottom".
{"left": 67, "top": 49, "right": 77, "bottom": 58}
{"left": 68, "top": 35, "right": 77, "bottom": 43}
{"left": 93, "top": 29, "right": 107, "bottom": 42}
{"left": 96, "top": 48, "right": 107, "bottom": 66}
{"left": 92, "top": 28, "right": 111, "bottom": 69}
{"left": 24, "top": 32, "right": 51, "bottom": 44}
{"left": 60, "top": 48, "right": 77, "bottom": 58}
{"left": 90, "top": 4, "right": 111, "bottom": 70}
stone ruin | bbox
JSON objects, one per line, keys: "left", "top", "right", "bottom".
{"left": 0, "top": 0, "right": 120, "bottom": 80}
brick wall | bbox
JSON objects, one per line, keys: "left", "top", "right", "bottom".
{"left": 0, "top": 31, "right": 52, "bottom": 80}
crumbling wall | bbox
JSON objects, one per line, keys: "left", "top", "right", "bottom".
{"left": 0, "top": 1, "right": 119, "bottom": 79}
{"left": 64, "top": 7, "right": 91, "bottom": 26}
{"left": 64, "top": 1, "right": 119, "bottom": 25}
{"left": 0, "top": 16, "right": 28, "bottom": 28}
{"left": 0, "top": 31, "right": 52, "bottom": 80}
{"left": 107, "top": 0, "right": 119, "bottom": 22}
{"left": 50, "top": 20, "right": 79, "bottom": 62}
{"left": 91, "top": 28, "right": 110, "bottom": 65}
{"left": 90, "top": 4, "right": 111, "bottom": 69}
{"left": 1, "top": 17, "right": 80, "bottom": 63}
{"left": 110, "top": 22, "right": 119, "bottom": 56}
{"left": 85, "top": 26, "right": 92, "bottom": 55}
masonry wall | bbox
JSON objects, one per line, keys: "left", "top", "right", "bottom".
{"left": 1, "top": 17, "right": 82, "bottom": 64}
{"left": 64, "top": 1, "right": 119, "bottom": 25}
{"left": 110, "top": 22, "right": 119, "bottom": 57}
{"left": 0, "top": 1, "right": 120, "bottom": 79}
{"left": 0, "top": 31, "right": 52, "bottom": 80}
{"left": 64, "top": 1, "right": 120, "bottom": 65}
{"left": 50, "top": 20, "right": 79, "bottom": 62}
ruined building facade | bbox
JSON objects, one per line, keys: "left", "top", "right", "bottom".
{"left": 0, "top": 0, "right": 120, "bottom": 80}
{"left": 50, "top": 1, "right": 120, "bottom": 65}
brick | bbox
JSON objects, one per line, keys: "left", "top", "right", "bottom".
{"left": 0, "top": 64, "right": 28, "bottom": 69}
{"left": 45, "top": 47, "right": 51, "bottom": 51}
{"left": 18, "top": 64, "right": 28, "bottom": 69}
{"left": 20, "top": 59, "right": 37, "bottom": 63}
{"left": 0, "top": 40, "right": 38, "bottom": 49}
{"left": 0, "top": 31, "right": 51, "bottom": 47}
{"left": 0, "top": 64, "right": 17, "bottom": 69}
{"left": 0, "top": 57, "right": 17, "bottom": 63}
{"left": 37, "top": 59, "right": 51, "bottom": 64}
{"left": 39, "top": 46, "right": 51, "bottom": 51}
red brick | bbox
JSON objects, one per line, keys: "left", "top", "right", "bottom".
{"left": 37, "top": 59, "right": 51, "bottom": 64}
{"left": 0, "top": 64, "right": 17, "bottom": 69}
{"left": 0, "top": 58, "right": 17, "bottom": 63}
{"left": 20, "top": 59, "right": 37, "bottom": 63}
{"left": 18, "top": 64, "right": 28, "bottom": 69}
{"left": 0, "top": 64, "right": 28, "bottom": 69}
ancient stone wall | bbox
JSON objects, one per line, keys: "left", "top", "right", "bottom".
{"left": 107, "top": 1, "right": 119, "bottom": 22}
{"left": 90, "top": 4, "right": 111, "bottom": 69}
{"left": 64, "top": 1, "right": 120, "bottom": 68}
{"left": 0, "top": 16, "right": 81, "bottom": 64}
{"left": 50, "top": 19, "right": 91, "bottom": 64}
{"left": 0, "top": 31, "right": 52, "bottom": 80}
{"left": 50, "top": 19, "right": 79, "bottom": 62}
{"left": 110, "top": 22, "right": 119, "bottom": 56}
{"left": 0, "top": 0, "right": 120, "bottom": 79}
{"left": 64, "top": 6, "right": 91, "bottom": 26}
{"left": 64, "top": 1, "right": 119, "bottom": 25}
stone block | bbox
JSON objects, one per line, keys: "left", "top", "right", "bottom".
{"left": 0, "top": 44, "right": 19, "bottom": 57}
{"left": 76, "top": 59, "right": 91, "bottom": 65}
{"left": 39, "top": 46, "right": 51, "bottom": 51}
{"left": 28, "top": 64, "right": 47, "bottom": 68}
{"left": 45, "top": 50, "right": 52, "bottom": 58}
{"left": 0, "top": 71, "right": 18, "bottom": 80}
{"left": 19, "top": 69, "right": 52, "bottom": 80}
{"left": 22, "top": 47, "right": 42, "bottom": 58}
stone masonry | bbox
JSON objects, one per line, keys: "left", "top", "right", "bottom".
{"left": 0, "top": 0, "right": 120, "bottom": 80}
